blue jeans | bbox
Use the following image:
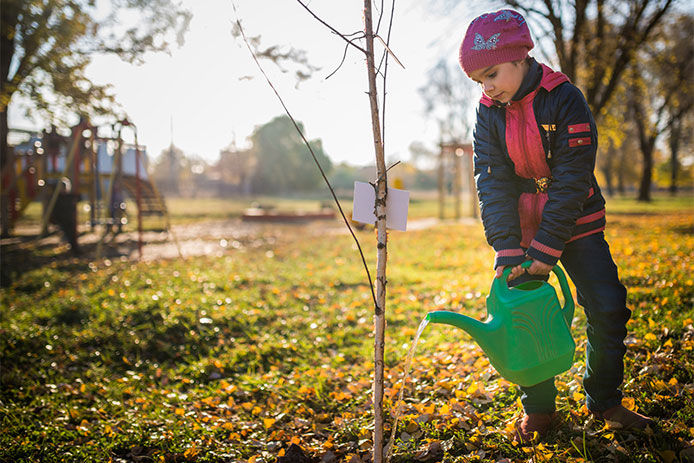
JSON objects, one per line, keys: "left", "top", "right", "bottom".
{"left": 514, "top": 232, "right": 631, "bottom": 414}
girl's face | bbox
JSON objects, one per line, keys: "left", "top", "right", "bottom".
{"left": 469, "top": 61, "right": 528, "bottom": 104}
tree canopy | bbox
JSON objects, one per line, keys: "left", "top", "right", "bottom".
{"left": 1, "top": 0, "right": 192, "bottom": 163}
{"left": 503, "top": 0, "right": 674, "bottom": 119}
{"left": 249, "top": 115, "right": 332, "bottom": 194}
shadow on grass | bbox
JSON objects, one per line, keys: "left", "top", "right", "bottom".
{"left": 0, "top": 230, "right": 173, "bottom": 287}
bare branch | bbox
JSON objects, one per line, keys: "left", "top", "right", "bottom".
{"left": 376, "top": 35, "right": 405, "bottom": 69}
{"left": 295, "top": 0, "right": 368, "bottom": 55}
{"left": 326, "top": 34, "right": 366, "bottom": 80}
{"left": 594, "top": 0, "right": 674, "bottom": 114}
{"left": 371, "top": 160, "right": 402, "bottom": 187}
{"left": 375, "top": 0, "right": 386, "bottom": 35}
{"left": 379, "top": 0, "right": 397, "bottom": 153}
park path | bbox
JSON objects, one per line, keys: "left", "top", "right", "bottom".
{"left": 1, "top": 216, "right": 478, "bottom": 267}
{"left": 120, "top": 216, "right": 463, "bottom": 261}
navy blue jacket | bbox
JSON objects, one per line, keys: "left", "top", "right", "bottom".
{"left": 473, "top": 58, "right": 606, "bottom": 269}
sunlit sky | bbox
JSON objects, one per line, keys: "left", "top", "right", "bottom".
{"left": 10, "top": 0, "right": 504, "bottom": 166}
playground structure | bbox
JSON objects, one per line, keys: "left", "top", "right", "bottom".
{"left": 1, "top": 118, "right": 173, "bottom": 258}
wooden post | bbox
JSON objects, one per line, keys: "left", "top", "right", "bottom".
{"left": 466, "top": 146, "right": 478, "bottom": 218}
{"left": 363, "top": 2, "right": 387, "bottom": 461}
{"left": 134, "top": 128, "right": 143, "bottom": 260}
{"left": 453, "top": 147, "right": 462, "bottom": 220}
{"left": 438, "top": 143, "right": 445, "bottom": 220}
{"left": 88, "top": 132, "right": 97, "bottom": 230}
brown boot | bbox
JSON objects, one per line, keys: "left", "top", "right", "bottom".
{"left": 514, "top": 413, "right": 556, "bottom": 444}
{"left": 592, "top": 405, "right": 654, "bottom": 430}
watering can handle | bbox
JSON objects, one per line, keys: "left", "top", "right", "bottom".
{"left": 551, "top": 264, "right": 575, "bottom": 327}
{"left": 502, "top": 261, "right": 575, "bottom": 327}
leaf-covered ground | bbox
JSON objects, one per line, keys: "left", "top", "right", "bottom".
{"left": 1, "top": 203, "right": 693, "bottom": 462}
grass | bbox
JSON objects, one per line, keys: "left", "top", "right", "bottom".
{"left": 1, "top": 196, "right": 693, "bottom": 462}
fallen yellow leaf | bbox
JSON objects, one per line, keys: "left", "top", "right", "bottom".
{"left": 622, "top": 397, "right": 636, "bottom": 410}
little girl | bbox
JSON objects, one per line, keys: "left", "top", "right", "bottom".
{"left": 458, "top": 9, "right": 653, "bottom": 442}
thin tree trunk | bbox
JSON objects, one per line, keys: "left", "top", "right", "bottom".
{"left": 599, "top": 140, "right": 614, "bottom": 197}
{"left": 668, "top": 119, "right": 681, "bottom": 195}
{"left": 363, "top": 2, "right": 387, "bottom": 461}
{"left": 617, "top": 148, "right": 626, "bottom": 195}
{"left": 631, "top": 94, "right": 655, "bottom": 202}
{"left": 638, "top": 140, "right": 655, "bottom": 202}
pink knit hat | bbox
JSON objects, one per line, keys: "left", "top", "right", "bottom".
{"left": 459, "top": 10, "right": 534, "bottom": 76}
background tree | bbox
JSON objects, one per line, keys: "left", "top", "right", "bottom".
{"left": 661, "top": 14, "right": 694, "bottom": 194}
{"left": 419, "top": 58, "right": 476, "bottom": 144}
{"left": 503, "top": 0, "right": 674, "bottom": 120}
{"left": 1, "top": 0, "right": 191, "bottom": 161}
{"left": 1, "top": 0, "right": 191, "bottom": 234}
{"left": 468, "top": 0, "right": 688, "bottom": 200}
{"left": 595, "top": 74, "right": 630, "bottom": 195}
{"left": 667, "top": 111, "right": 693, "bottom": 193}
{"left": 249, "top": 115, "right": 332, "bottom": 194}
{"left": 628, "top": 12, "right": 693, "bottom": 200}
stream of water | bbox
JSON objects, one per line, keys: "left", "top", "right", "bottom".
{"left": 384, "top": 315, "right": 430, "bottom": 463}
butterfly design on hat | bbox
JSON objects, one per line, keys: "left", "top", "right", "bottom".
{"left": 472, "top": 33, "right": 501, "bottom": 50}
{"left": 494, "top": 10, "right": 525, "bottom": 24}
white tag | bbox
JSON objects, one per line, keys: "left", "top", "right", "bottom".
{"left": 352, "top": 181, "right": 410, "bottom": 231}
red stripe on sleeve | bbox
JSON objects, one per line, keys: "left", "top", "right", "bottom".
{"left": 575, "top": 209, "right": 605, "bottom": 225}
{"left": 567, "top": 226, "right": 606, "bottom": 243}
{"left": 529, "top": 239, "right": 563, "bottom": 258}
{"left": 496, "top": 249, "right": 525, "bottom": 257}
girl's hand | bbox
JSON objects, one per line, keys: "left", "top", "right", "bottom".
{"left": 514, "top": 259, "right": 553, "bottom": 278}
{"left": 496, "top": 260, "right": 553, "bottom": 281}
{"left": 495, "top": 265, "right": 525, "bottom": 281}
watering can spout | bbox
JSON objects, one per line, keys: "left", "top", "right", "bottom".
{"left": 426, "top": 310, "right": 495, "bottom": 351}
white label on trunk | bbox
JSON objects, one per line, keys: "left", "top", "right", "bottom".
{"left": 352, "top": 181, "right": 409, "bottom": 231}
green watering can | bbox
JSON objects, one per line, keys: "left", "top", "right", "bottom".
{"left": 427, "top": 261, "right": 576, "bottom": 387}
